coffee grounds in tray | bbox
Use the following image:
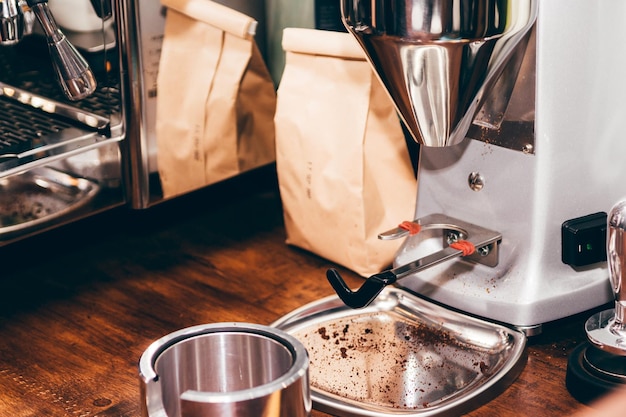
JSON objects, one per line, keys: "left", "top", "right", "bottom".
{"left": 0, "top": 197, "right": 57, "bottom": 227}
{"left": 0, "top": 175, "right": 71, "bottom": 229}
{"left": 293, "top": 312, "right": 492, "bottom": 410}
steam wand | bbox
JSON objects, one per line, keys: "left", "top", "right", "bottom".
{"left": 327, "top": 213, "right": 502, "bottom": 309}
{"left": 25, "top": 0, "right": 97, "bottom": 101}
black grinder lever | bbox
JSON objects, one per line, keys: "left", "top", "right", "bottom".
{"left": 326, "top": 214, "right": 503, "bottom": 309}
{"left": 326, "top": 269, "right": 398, "bottom": 309}
{"left": 326, "top": 243, "right": 472, "bottom": 309}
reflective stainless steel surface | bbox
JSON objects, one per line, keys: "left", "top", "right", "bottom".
{"left": 139, "top": 322, "right": 311, "bottom": 417}
{"left": 608, "top": 201, "right": 626, "bottom": 327}
{"left": 341, "top": 0, "right": 537, "bottom": 147}
{"left": 26, "top": 0, "right": 97, "bottom": 101}
{"left": 0, "top": 166, "right": 99, "bottom": 238}
{"left": 0, "top": 0, "right": 124, "bottom": 246}
{"left": 0, "top": 0, "right": 273, "bottom": 246}
{"left": 0, "top": 0, "right": 24, "bottom": 45}
{"left": 0, "top": 81, "right": 109, "bottom": 130}
{"left": 273, "top": 287, "right": 527, "bottom": 416}
{"left": 586, "top": 200, "right": 626, "bottom": 356}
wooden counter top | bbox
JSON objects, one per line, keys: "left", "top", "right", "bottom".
{"left": 0, "top": 168, "right": 605, "bottom": 416}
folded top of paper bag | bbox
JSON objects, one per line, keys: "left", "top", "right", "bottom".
{"left": 161, "top": 0, "right": 257, "bottom": 39}
{"left": 281, "top": 27, "right": 365, "bottom": 60}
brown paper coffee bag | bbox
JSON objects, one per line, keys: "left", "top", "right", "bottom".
{"left": 275, "top": 28, "right": 417, "bottom": 277}
{"left": 157, "top": 0, "right": 276, "bottom": 198}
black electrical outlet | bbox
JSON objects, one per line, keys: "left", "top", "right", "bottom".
{"left": 562, "top": 212, "right": 607, "bottom": 267}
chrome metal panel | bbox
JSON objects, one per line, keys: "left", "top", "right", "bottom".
{"left": 341, "top": 0, "right": 537, "bottom": 147}
{"left": 273, "top": 287, "right": 526, "bottom": 417}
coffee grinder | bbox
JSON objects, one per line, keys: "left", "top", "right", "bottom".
{"left": 327, "top": 0, "right": 626, "bottom": 335}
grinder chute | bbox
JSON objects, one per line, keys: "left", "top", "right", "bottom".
{"left": 341, "top": 0, "right": 537, "bottom": 147}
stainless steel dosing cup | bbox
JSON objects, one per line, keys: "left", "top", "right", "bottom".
{"left": 139, "top": 322, "right": 311, "bottom": 417}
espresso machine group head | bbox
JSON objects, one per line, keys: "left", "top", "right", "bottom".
{"left": 328, "top": 0, "right": 626, "bottom": 334}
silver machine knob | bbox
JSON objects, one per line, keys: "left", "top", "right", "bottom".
{"left": 586, "top": 200, "right": 626, "bottom": 356}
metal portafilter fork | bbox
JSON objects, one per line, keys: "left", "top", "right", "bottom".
{"left": 327, "top": 214, "right": 502, "bottom": 309}
{"left": 25, "top": 0, "right": 97, "bottom": 100}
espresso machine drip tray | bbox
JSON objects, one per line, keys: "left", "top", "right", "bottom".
{"left": 272, "top": 287, "right": 526, "bottom": 417}
{"left": 0, "top": 167, "right": 99, "bottom": 238}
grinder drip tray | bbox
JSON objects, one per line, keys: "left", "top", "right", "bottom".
{"left": 272, "top": 287, "right": 527, "bottom": 417}
{"left": 0, "top": 167, "right": 99, "bottom": 239}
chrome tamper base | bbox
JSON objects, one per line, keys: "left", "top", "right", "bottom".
{"left": 567, "top": 200, "right": 626, "bottom": 403}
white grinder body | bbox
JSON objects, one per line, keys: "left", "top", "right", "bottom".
{"left": 396, "top": 0, "right": 626, "bottom": 329}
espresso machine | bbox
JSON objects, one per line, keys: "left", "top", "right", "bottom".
{"left": 327, "top": 0, "right": 626, "bottom": 334}
{"left": 0, "top": 0, "right": 268, "bottom": 246}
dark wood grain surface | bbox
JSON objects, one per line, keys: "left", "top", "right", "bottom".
{"left": 0, "top": 167, "right": 605, "bottom": 416}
